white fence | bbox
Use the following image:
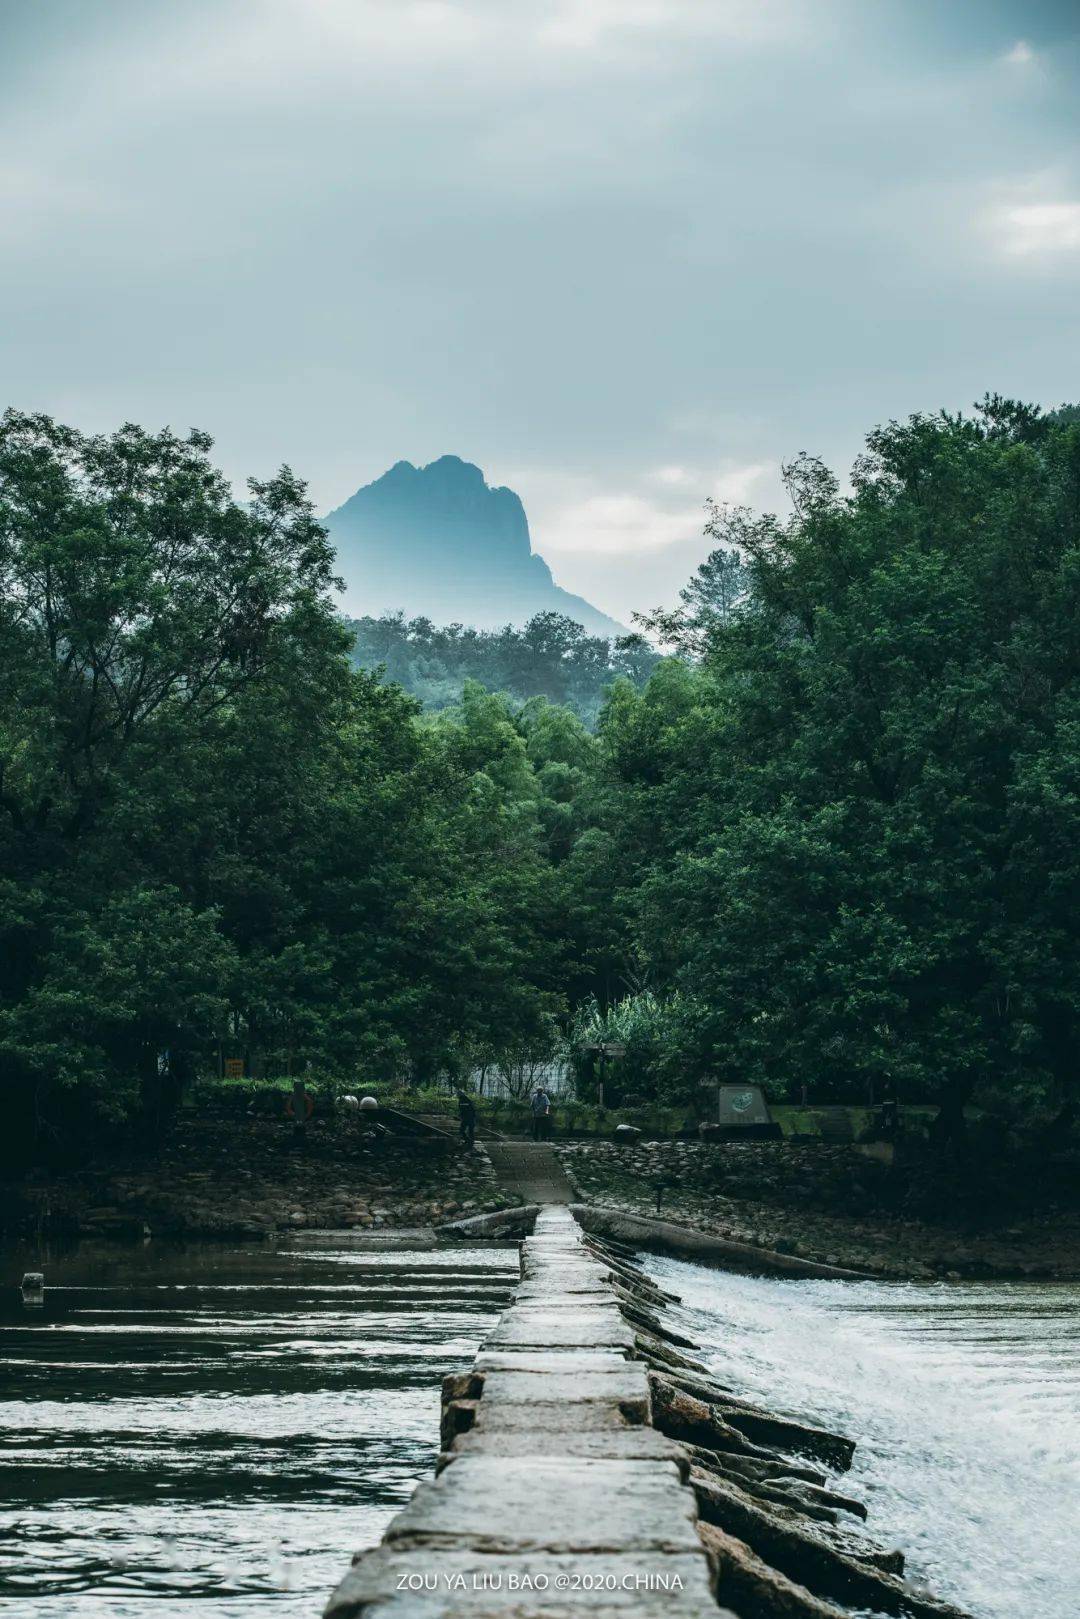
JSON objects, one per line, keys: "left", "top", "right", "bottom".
{"left": 467, "top": 1059, "right": 574, "bottom": 1101}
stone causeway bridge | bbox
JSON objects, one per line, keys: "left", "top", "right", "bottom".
{"left": 324, "top": 1155, "right": 970, "bottom": 1619}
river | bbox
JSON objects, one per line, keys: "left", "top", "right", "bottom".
{"left": 645, "top": 1256, "right": 1080, "bottom": 1619}
{"left": 4, "top": 1238, "right": 1077, "bottom": 1619}
{"left": 0, "top": 1237, "right": 519, "bottom": 1616}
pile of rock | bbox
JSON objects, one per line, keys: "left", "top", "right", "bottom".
{"left": 560, "top": 1139, "right": 890, "bottom": 1214}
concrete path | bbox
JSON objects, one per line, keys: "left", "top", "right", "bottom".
{"left": 483, "top": 1142, "right": 575, "bottom": 1205}
{"left": 325, "top": 1206, "right": 730, "bottom": 1619}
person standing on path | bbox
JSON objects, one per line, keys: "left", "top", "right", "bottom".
{"left": 530, "top": 1086, "right": 551, "bottom": 1141}
{"left": 456, "top": 1087, "right": 477, "bottom": 1150}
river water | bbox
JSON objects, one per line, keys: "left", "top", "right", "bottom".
{"left": 645, "top": 1256, "right": 1080, "bottom": 1619}
{"left": 4, "top": 1238, "right": 1077, "bottom": 1619}
{"left": 0, "top": 1238, "right": 519, "bottom": 1616}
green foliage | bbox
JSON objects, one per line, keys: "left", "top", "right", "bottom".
{"left": 599, "top": 397, "right": 1080, "bottom": 1142}
{"left": 568, "top": 991, "right": 704, "bottom": 1106}
{"left": 348, "top": 609, "right": 659, "bottom": 725}
{"left": 0, "top": 414, "right": 582, "bottom": 1164}
{"left": 635, "top": 508, "right": 748, "bottom": 654}
{"left": 6, "top": 395, "right": 1078, "bottom": 1167}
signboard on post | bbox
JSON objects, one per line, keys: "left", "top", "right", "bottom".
{"left": 716, "top": 1083, "right": 771, "bottom": 1128}
{"left": 224, "top": 1058, "right": 244, "bottom": 1078}
{"left": 698, "top": 1080, "right": 777, "bottom": 1136}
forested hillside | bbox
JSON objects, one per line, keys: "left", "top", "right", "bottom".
{"left": 3, "top": 397, "right": 1079, "bottom": 1167}
{"left": 347, "top": 610, "right": 659, "bottom": 723}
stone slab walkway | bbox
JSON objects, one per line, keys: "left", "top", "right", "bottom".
{"left": 325, "top": 1205, "right": 731, "bottom": 1619}
{"left": 483, "top": 1142, "right": 575, "bottom": 1205}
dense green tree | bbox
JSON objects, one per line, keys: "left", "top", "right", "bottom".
{"left": 0, "top": 414, "right": 582, "bottom": 1164}
{"left": 635, "top": 500, "right": 748, "bottom": 655}
{"left": 0, "top": 409, "right": 348, "bottom": 1151}
{"left": 602, "top": 399, "right": 1080, "bottom": 1145}
{"left": 348, "top": 609, "right": 659, "bottom": 724}
{"left": 6, "top": 395, "right": 1077, "bottom": 1167}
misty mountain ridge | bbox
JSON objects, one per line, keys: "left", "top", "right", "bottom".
{"left": 323, "top": 454, "right": 624, "bottom": 635}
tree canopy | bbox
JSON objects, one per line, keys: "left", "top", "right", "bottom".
{"left": 0, "top": 415, "right": 583, "bottom": 1162}
{"left": 3, "top": 397, "right": 1079, "bottom": 1164}
{"left": 348, "top": 609, "right": 659, "bottom": 725}
{"left": 594, "top": 398, "right": 1080, "bottom": 1142}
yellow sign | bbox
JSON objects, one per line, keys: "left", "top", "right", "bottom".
{"left": 224, "top": 1058, "right": 244, "bottom": 1078}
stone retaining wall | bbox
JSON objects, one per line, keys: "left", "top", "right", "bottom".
{"left": 555, "top": 1140, "right": 1079, "bottom": 1279}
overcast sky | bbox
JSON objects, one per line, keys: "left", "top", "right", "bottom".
{"left": 2, "top": 0, "right": 1078, "bottom": 622}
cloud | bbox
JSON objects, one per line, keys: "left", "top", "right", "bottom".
{"left": 535, "top": 462, "right": 767, "bottom": 558}
{"left": 711, "top": 463, "right": 770, "bottom": 504}
{"left": 2, "top": 0, "right": 1078, "bottom": 629}
{"left": 540, "top": 492, "right": 703, "bottom": 557}
{"left": 516, "top": 459, "right": 776, "bottom": 620}
{"left": 17, "top": 0, "right": 794, "bottom": 132}
{"left": 538, "top": 0, "right": 801, "bottom": 50}
{"left": 989, "top": 197, "right": 1080, "bottom": 257}
{"left": 0, "top": 161, "right": 109, "bottom": 238}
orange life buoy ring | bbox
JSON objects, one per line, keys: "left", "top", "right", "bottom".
{"left": 284, "top": 1091, "right": 315, "bottom": 1120}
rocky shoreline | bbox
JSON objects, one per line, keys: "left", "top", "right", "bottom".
{"left": 0, "top": 1115, "right": 512, "bottom": 1241}
{"left": 3, "top": 1119, "right": 1077, "bottom": 1281}
{"left": 556, "top": 1140, "right": 1080, "bottom": 1281}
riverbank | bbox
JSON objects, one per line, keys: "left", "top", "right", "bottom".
{"left": 556, "top": 1140, "right": 1080, "bottom": 1281}
{"left": 0, "top": 1114, "right": 511, "bottom": 1240}
{"left": 5, "top": 1119, "right": 1078, "bottom": 1281}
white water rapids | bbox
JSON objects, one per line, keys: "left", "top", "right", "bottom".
{"left": 644, "top": 1258, "right": 1080, "bottom": 1619}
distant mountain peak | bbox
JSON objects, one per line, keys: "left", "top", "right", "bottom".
{"left": 323, "top": 458, "right": 624, "bottom": 635}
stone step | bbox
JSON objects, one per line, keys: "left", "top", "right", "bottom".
{"left": 479, "top": 1366, "right": 649, "bottom": 1411}
{"left": 484, "top": 1307, "right": 635, "bottom": 1352}
{"left": 515, "top": 1284, "right": 617, "bottom": 1304}
{"left": 460, "top": 1401, "right": 646, "bottom": 1436}
{"left": 474, "top": 1351, "right": 631, "bottom": 1374}
{"left": 325, "top": 1202, "right": 726, "bottom": 1619}
{"left": 326, "top": 1546, "right": 731, "bottom": 1619}
{"left": 521, "top": 1257, "right": 610, "bottom": 1278}
{"left": 447, "top": 1427, "right": 688, "bottom": 1465}
{"left": 385, "top": 1457, "right": 701, "bottom": 1554}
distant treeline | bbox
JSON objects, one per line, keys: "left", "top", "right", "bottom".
{"left": 3, "top": 397, "right": 1080, "bottom": 1168}
{"left": 347, "top": 611, "right": 661, "bottom": 724}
